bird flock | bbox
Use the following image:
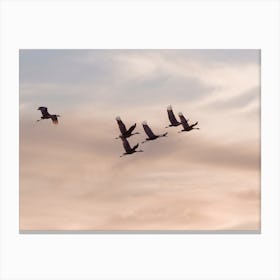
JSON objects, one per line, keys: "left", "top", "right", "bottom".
{"left": 36, "top": 105, "right": 199, "bottom": 157}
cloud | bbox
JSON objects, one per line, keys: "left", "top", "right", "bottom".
{"left": 181, "top": 49, "right": 260, "bottom": 66}
{"left": 20, "top": 49, "right": 218, "bottom": 110}
{"left": 19, "top": 110, "right": 260, "bottom": 231}
{"left": 20, "top": 110, "right": 260, "bottom": 172}
{"left": 19, "top": 50, "right": 260, "bottom": 231}
{"left": 204, "top": 86, "right": 260, "bottom": 111}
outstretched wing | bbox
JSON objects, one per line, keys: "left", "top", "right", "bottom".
{"left": 51, "top": 115, "right": 58, "bottom": 124}
{"left": 167, "top": 105, "right": 180, "bottom": 125}
{"left": 178, "top": 112, "right": 190, "bottom": 130}
{"left": 127, "top": 123, "right": 137, "bottom": 135}
{"left": 121, "top": 137, "right": 132, "bottom": 153}
{"left": 116, "top": 117, "right": 127, "bottom": 135}
{"left": 38, "top": 107, "right": 50, "bottom": 117}
{"left": 142, "top": 121, "right": 156, "bottom": 138}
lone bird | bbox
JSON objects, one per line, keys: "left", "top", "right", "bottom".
{"left": 37, "top": 107, "right": 61, "bottom": 124}
{"left": 178, "top": 112, "right": 199, "bottom": 132}
{"left": 142, "top": 121, "right": 168, "bottom": 143}
{"left": 115, "top": 116, "right": 139, "bottom": 139}
{"left": 120, "top": 136, "right": 143, "bottom": 157}
{"left": 166, "top": 105, "right": 181, "bottom": 127}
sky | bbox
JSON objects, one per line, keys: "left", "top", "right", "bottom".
{"left": 19, "top": 49, "right": 260, "bottom": 231}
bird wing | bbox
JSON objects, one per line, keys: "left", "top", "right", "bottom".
{"left": 142, "top": 123, "right": 156, "bottom": 138}
{"left": 116, "top": 119, "right": 127, "bottom": 135}
{"left": 178, "top": 113, "right": 190, "bottom": 130}
{"left": 127, "top": 123, "right": 137, "bottom": 135}
{"left": 51, "top": 115, "right": 58, "bottom": 124}
{"left": 121, "top": 137, "right": 132, "bottom": 153}
{"left": 167, "top": 106, "right": 180, "bottom": 125}
{"left": 39, "top": 107, "right": 50, "bottom": 117}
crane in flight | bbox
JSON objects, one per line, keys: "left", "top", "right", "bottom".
{"left": 142, "top": 121, "right": 167, "bottom": 143}
{"left": 165, "top": 105, "right": 181, "bottom": 128}
{"left": 120, "top": 136, "right": 143, "bottom": 157}
{"left": 115, "top": 116, "right": 140, "bottom": 139}
{"left": 37, "top": 107, "right": 61, "bottom": 124}
{"left": 178, "top": 112, "right": 199, "bottom": 132}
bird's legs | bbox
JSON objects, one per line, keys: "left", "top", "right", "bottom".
{"left": 190, "top": 122, "right": 199, "bottom": 130}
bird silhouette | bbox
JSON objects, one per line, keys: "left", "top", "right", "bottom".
{"left": 115, "top": 116, "right": 140, "bottom": 139}
{"left": 37, "top": 107, "right": 61, "bottom": 124}
{"left": 120, "top": 136, "right": 143, "bottom": 157}
{"left": 142, "top": 121, "right": 168, "bottom": 143}
{"left": 165, "top": 105, "right": 181, "bottom": 128}
{"left": 178, "top": 112, "right": 199, "bottom": 132}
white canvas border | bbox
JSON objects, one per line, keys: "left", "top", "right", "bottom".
{"left": 1, "top": 0, "right": 279, "bottom": 279}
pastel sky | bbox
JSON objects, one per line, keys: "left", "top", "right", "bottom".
{"left": 19, "top": 50, "right": 260, "bottom": 231}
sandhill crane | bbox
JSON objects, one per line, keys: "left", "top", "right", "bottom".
{"left": 120, "top": 136, "right": 143, "bottom": 157}
{"left": 165, "top": 105, "right": 181, "bottom": 127}
{"left": 142, "top": 121, "right": 168, "bottom": 143}
{"left": 37, "top": 107, "right": 61, "bottom": 124}
{"left": 115, "top": 116, "right": 140, "bottom": 139}
{"left": 178, "top": 112, "right": 199, "bottom": 132}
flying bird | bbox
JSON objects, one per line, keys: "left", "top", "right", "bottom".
{"left": 115, "top": 116, "right": 139, "bottom": 139}
{"left": 166, "top": 105, "right": 181, "bottom": 127}
{"left": 120, "top": 136, "right": 143, "bottom": 157}
{"left": 178, "top": 112, "right": 199, "bottom": 132}
{"left": 142, "top": 121, "right": 168, "bottom": 143}
{"left": 37, "top": 107, "right": 61, "bottom": 124}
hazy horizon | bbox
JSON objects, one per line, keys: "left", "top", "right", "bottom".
{"left": 20, "top": 49, "right": 260, "bottom": 231}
